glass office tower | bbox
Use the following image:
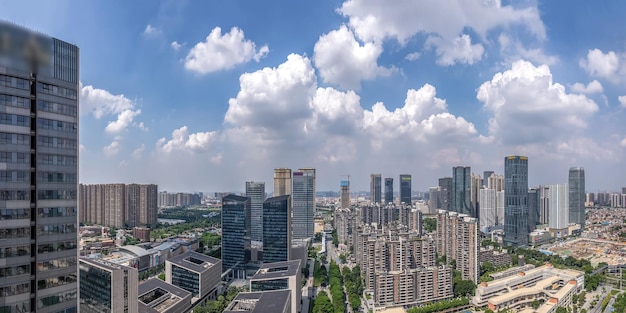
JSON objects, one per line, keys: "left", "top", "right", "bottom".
{"left": 453, "top": 166, "right": 471, "bottom": 215}
{"left": 370, "top": 174, "right": 382, "bottom": 204}
{"left": 245, "top": 181, "right": 265, "bottom": 242}
{"left": 569, "top": 167, "right": 585, "bottom": 231}
{"left": 292, "top": 168, "right": 315, "bottom": 240}
{"left": 0, "top": 22, "right": 79, "bottom": 312}
{"left": 221, "top": 194, "right": 251, "bottom": 274}
{"left": 263, "top": 195, "right": 291, "bottom": 263}
{"left": 384, "top": 178, "right": 393, "bottom": 204}
{"left": 503, "top": 156, "right": 529, "bottom": 247}
{"left": 399, "top": 174, "right": 411, "bottom": 205}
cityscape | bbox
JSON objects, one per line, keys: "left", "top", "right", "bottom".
{"left": 2, "top": 1, "right": 626, "bottom": 313}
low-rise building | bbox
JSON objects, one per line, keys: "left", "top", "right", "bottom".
{"left": 138, "top": 278, "right": 192, "bottom": 313}
{"left": 479, "top": 247, "right": 512, "bottom": 268}
{"left": 79, "top": 257, "right": 138, "bottom": 313}
{"left": 250, "top": 260, "right": 301, "bottom": 313}
{"left": 165, "top": 251, "right": 221, "bottom": 302}
{"left": 224, "top": 290, "right": 291, "bottom": 313}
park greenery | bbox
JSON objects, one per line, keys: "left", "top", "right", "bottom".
{"left": 332, "top": 229, "right": 339, "bottom": 248}
{"left": 314, "top": 259, "right": 327, "bottom": 287}
{"left": 329, "top": 261, "right": 345, "bottom": 313}
{"left": 343, "top": 265, "right": 363, "bottom": 311}
{"left": 406, "top": 297, "right": 469, "bottom": 313}
{"left": 193, "top": 286, "right": 246, "bottom": 313}
{"left": 423, "top": 218, "right": 437, "bottom": 232}
{"left": 453, "top": 270, "right": 476, "bottom": 297}
{"left": 313, "top": 291, "right": 333, "bottom": 313}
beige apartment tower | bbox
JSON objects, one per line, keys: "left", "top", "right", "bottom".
{"left": 436, "top": 210, "right": 479, "bottom": 283}
{"left": 274, "top": 168, "right": 292, "bottom": 197}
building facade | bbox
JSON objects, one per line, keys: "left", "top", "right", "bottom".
{"left": 438, "top": 177, "right": 453, "bottom": 211}
{"left": 436, "top": 210, "right": 479, "bottom": 283}
{"left": 263, "top": 195, "right": 291, "bottom": 263}
{"left": 292, "top": 168, "right": 315, "bottom": 240}
{"left": 569, "top": 167, "right": 585, "bottom": 231}
{"left": 165, "top": 251, "right": 221, "bottom": 302}
{"left": 221, "top": 194, "right": 251, "bottom": 277}
{"left": 452, "top": 166, "right": 472, "bottom": 216}
{"left": 250, "top": 260, "right": 302, "bottom": 313}
{"left": 79, "top": 257, "right": 138, "bottom": 313}
{"left": 399, "top": 174, "right": 411, "bottom": 205}
{"left": 384, "top": 178, "right": 393, "bottom": 204}
{"left": 504, "top": 156, "right": 529, "bottom": 247}
{"left": 273, "top": 168, "right": 292, "bottom": 197}
{"left": 0, "top": 22, "right": 79, "bottom": 313}
{"left": 79, "top": 183, "right": 158, "bottom": 227}
{"left": 370, "top": 174, "right": 382, "bottom": 204}
{"left": 245, "top": 181, "right": 265, "bottom": 242}
{"left": 548, "top": 184, "right": 569, "bottom": 237}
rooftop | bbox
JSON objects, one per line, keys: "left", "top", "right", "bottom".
{"left": 138, "top": 278, "right": 191, "bottom": 313}
{"left": 223, "top": 290, "right": 291, "bottom": 313}
{"left": 167, "top": 251, "right": 221, "bottom": 273}
{"left": 80, "top": 256, "right": 133, "bottom": 272}
{"left": 251, "top": 260, "right": 301, "bottom": 280}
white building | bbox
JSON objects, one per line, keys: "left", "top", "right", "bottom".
{"left": 479, "top": 189, "right": 504, "bottom": 228}
{"left": 548, "top": 184, "right": 569, "bottom": 237}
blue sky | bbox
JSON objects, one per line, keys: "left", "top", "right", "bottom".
{"left": 4, "top": 0, "right": 626, "bottom": 193}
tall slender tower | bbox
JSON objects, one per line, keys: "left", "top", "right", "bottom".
{"left": 452, "top": 166, "right": 471, "bottom": 215}
{"left": 504, "top": 156, "right": 529, "bottom": 247}
{"left": 273, "top": 168, "right": 292, "bottom": 197}
{"left": 569, "top": 167, "right": 586, "bottom": 231}
{"left": 0, "top": 22, "right": 79, "bottom": 312}
{"left": 292, "top": 168, "right": 316, "bottom": 239}
{"left": 221, "top": 194, "right": 251, "bottom": 276}
{"left": 438, "top": 177, "right": 453, "bottom": 211}
{"left": 263, "top": 195, "right": 292, "bottom": 263}
{"left": 370, "top": 174, "right": 382, "bottom": 204}
{"left": 384, "top": 178, "right": 394, "bottom": 204}
{"left": 399, "top": 174, "right": 412, "bottom": 205}
{"left": 245, "top": 181, "right": 265, "bottom": 242}
{"left": 340, "top": 180, "right": 350, "bottom": 209}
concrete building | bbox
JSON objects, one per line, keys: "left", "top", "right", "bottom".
{"left": 292, "top": 168, "right": 315, "bottom": 240}
{"left": 165, "top": 251, "right": 221, "bottom": 302}
{"left": 138, "top": 278, "right": 192, "bottom": 313}
{"left": 504, "top": 156, "right": 529, "bottom": 247}
{"left": 134, "top": 226, "right": 151, "bottom": 242}
{"left": 79, "top": 257, "right": 138, "bottom": 313}
{"left": 487, "top": 173, "right": 504, "bottom": 191}
{"left": 79, "top": 183, "right": 158, "bottom": 227}
{"left": 399, "top": 174, "right": 411, "bottom": 205}
{"left": 479, "top": 189, "right": 505, "bottom": 228}
{"left": 263, "top": 195, "right": 292, "bottom": 263}
{"left": 436, "top": 210, "right": 479, "bottom": 283}
{"left": 250, "top": 260, "right": 301, "bottom": 313}
{"left": 273, "top": 168, "right": 292, "bottom": 197}
{"left": 371, "top": 174, "right": 382, "bottom": 204}
{"left": 224, "top": 290, "right": 292, "bottom": 313}
{"left": 479, "top": 247, "right": 512, "bottom": 269}
{"left": 548, "top": 184, "right": 569, "bottom": 237}
{"left": 246, "top": 181, "right": 265, "bottom": 242}
{"left": 221, "top": 194, "right": 251, "bottom": 277}
{"left": 0, "top": 22, "right": 79, "bottom": 313}
{"left": 340, "top": 180, "right": 350, "bottom": 209}
{"left": 569, "top": 167, "right": 586, "bottom": 231}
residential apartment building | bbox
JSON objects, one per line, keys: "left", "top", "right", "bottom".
{"left": 436, "top": 210, "right": 479, "bottom": 283}
{"left": 79, "top": 183, "right": 158, "bottom": 227}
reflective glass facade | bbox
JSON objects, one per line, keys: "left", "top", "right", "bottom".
{"left": 453, "top": 166, "right": 471, "bottom": 215}
{"left": 171, "top": 265, "right": 200, "bottom": 298}
{"left": 251, "top": 278, "right": 289, "bottom": 291}
{"left": 221, "top": 194, "right": 251, "bottom": 272}
{"left": 504, "top": 156, "right": 529, "bottom": 247}
{"left": 384, "top": 178, "right": 393, "bottom": 204}
{"left": 569, "top": 167, "right": 585, "bottom": 231}
{"left": 0, "top": 22, "right": 79, "bottom": 313}
{"left": 263, "top": 195, "right": 291, "bottom": 263}
{"left": 292, "top": 168, "right": 315, "bottom": 240}
{"left": 400, "top": 174, "right": 411, "bottom": 205}
{"left": 246, "top": 181, "right": 265, "bottom": 242}
{"left": 370, "top": 174, "right": 382, "bottom": 204}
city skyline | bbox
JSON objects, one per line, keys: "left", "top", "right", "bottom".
{"left": 3, "top": 2, "right": 626, "bottom": 192}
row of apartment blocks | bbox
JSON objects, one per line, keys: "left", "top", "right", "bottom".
{"left": 79, "top": 183, "right": 158, "bottom": 228}
{"left": 158, "top": 191, "right": 202, "bottom": 208}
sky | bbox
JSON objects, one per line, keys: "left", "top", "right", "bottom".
{"left": 3, "top": 0, "right": 626, "bottom": 193}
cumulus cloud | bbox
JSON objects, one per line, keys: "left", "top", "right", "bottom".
{"left": 103, "top": 141, "right": 121, "bottom": 157}
{"left": 580, "top": 48, "right": 625, "bottom": 82}
{"left": 143, "top": 24, "right": 160, "bottom": 36}
{"left": 619, "top": 96, "right": 626, "bottom": 108}
{"left": 426, "top": 34, "right": 484, "bottom": 66}
{"left": 405, "top": 52, "right": 421, "bottom": 61}
{"left": 622, "top": 136, "right": 626, "bottom": 148}
{"left": 80, "top": 84, "right": 136, "bottom": 119}
{"left": 131, "top": 144, "right": 145, "bottom": 159}
{"left": 171, "top": 41, "right": 183, "bottom": 51}
{"left": 313, "top": 25, "right": 394, "bottom": 89}
{"left": 498, "top": 34, "right": 558, "bottom": 66}
{"left": 570, "top": 80, "right": 604, "bottom": 94}
{"left": 478, "top": 60, "right": 598, "bottom": 146}
{"left": 105, "top": 109, "right": 142, "bottom": 133}
{"left": 157, "top": 126, "right": 219, "bottom": 153}
{"left": 184, "top": 27, "right": 269, "bottom": 74}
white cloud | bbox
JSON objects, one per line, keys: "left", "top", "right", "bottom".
{"left": 103, "top": 141, "right": 121, "bottom": 157}
{"left": 131, "top": 144, "right": 145, "bottom": 159}
{"left": 80, "top": 84, "right": 136, "bottom": 119}
{"left": 619, "top": 96, "right": 626, "bottom": 108}
{"left": 157, "top": 126, "right": 218, "bottom": 153}
{"left": 313, "top": 25, "right": 394, "bottom": 89}
{"left": 570, "top": 80, "right": 604, "bottom": 94}
{"left": 580, "top": 48, "right": 624, "bottom": 82}
{"left": 426, "top": 34, "right": 484, "bottom": 66}
{"left": 478, "top": 60, "right": 598, "bottom": 146}
{"left": 105, "top": 109, "right": 141, "bottom": 133}
{"left": 79, "top": 144, "right": 86, "bottom": 152}
{"left": 184, "top": 27, "right": 269, "bottom": 74}
{"left": 498, "top": 34, "right": 558, "bottom": 66}
{"left": 143, "top": 24, "right": 160, "bottom": 36}
{"left": 171, "top": 41, "right": 183, "bottom": 51}
{"left": 405, "top": 52, "right": 421, "bottom": 61}
{"left": 621, "top": 136, "right": 626, "bottom": 148}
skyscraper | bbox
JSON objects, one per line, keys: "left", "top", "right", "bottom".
{"left": 246, "top": 181, "right": 265, "bottom": 242}
{"left": 453, "top": 166, "right": 471, "bottom": 215}
{"left": 370, "top": 174, "right": 382, "bottom": 204}
{"left": 438, "top": 177, "right": 453, "bottom": 211}
{"left": 569, "top": 167, "right": 585, "bottom": 231}
{"left": 273, "top": 168, "right": 292, "bottom": 197}
{"left": 483, "top": 171, "right": 494, "bottom": 188}
{"left": 528, "top": 188, "right": 539, "bottom": 232}
{"left": 400, "top": 174, "right": 412, "bottom": 205}
{"left": 0, "top": 22, "right": 79, "bottom": 312}
{"left": 221, "top": 194, "right": 251, "bottom": 276}
{"left": 292, "top": 168, "right": 315, "bottom": 239}
{"left": 548, "top": 184, "right": 569, "bottom": 238}
{"left": 263, "top": 195, "right": 292, "bottom": 263}
{"left": 384, "top": 178, "right": 394, "bottom": 204}
{"left": 340, "top": 180, "right": 350, "bottom": 209}
{"left": 504, "top": 156, "right": 529, "bottom": 247}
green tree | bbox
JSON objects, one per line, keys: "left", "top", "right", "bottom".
{"left": 555, "top": 307, "right": 568, "bottom": 313}
{"left": 423, "top": 218, "right": 437, "bottom": 232}
{"left": 532, "top": 299, "right": 540, "bottom": 309}
{"left": 158, "top": 273, "right": 165, "bottom": 280}
{"left": 313, "top": 291, "right": 333, "bottom": 313}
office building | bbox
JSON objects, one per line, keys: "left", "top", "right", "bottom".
{"left": 483, "top": 171, "right": 494, "bottom": 188}
{"left": 384, "top": 178, "right": 394, "bottom": 204}
{"left": 548, "top": 184, "right": 569, "bottom": 238}
{"left": 246, "top": 181, "right": 265, "bottom": 242}
{"left": 79, "top": 257, "right": 139, "bottom": 313}
{"left": 399, "top": 174, "right": 411, "bottom": 205}
{"left": 221, "top": 194, "right": 251, "bottom": 276}
{"left": 138, "top": 278, "right": 192, "bottom": 313}
{"left": 479, "top": 189, "right": 504, "bottom": 228}
{"left": 370, "top": 174, "right": 382, "bottom": 204}
{"left": 250, "top": 260, "right": 301, "bottom": 313}
{"left": 569, "top": 167, "right": 585, "bottom": 231}
{"left": 273, "top": 168, "right": 292, "bottom": 197}
{"left": 504, "top": 156, "right": 529, "bottom": 247}
{"left": 528, "top": 188, "right": 539, "bottom": 232}
{"left": 438, "top": 177, "right": 453, "bottom": 211}
{"left": 0, "top": 22, "right": 79, "bottom": 313}
{"left": 224, "top": 290, "right": 292, "bottom": 313}
{"left": 263, "top": 195, "right": 292, "bottom": 263}
{"left": 538, "top": 185, "right": 550, "bottom": 225}
{"left": 165, "top": 251, "right": 221, "bottom": 301}
{"left": 452, "top": 166, "right": 471, "bottom": 216}
{"left": 470, "top": 172, "right": 481, "bottom": 217}
{"left": 340, "top": 180, "right": 350, "bottom": 209}
{"left": 292, "top": 168, "right": 315, "bottom": 240}
{"left": 436, "top": 210, "right": 479, "bottom": 283}
{"left": 79, "top": 183, "right": 158, "bottom": 227}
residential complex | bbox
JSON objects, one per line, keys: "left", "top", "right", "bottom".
{"left": 79, "top": 183, "right": 158, "bottom": 227}
{"left": 157, "top": 191, "right": 202, "bottom": 208}
{"left": 436, "top": 210, "right": 479, "bottom": 283}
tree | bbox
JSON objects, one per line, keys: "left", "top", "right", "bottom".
{"left": 158, "top": 273, "right": 165, "bottom": 280}
{"left": 555, "top": 307, "right": 568, "bottom": 313}
{"left": 423, "top": 218, "right": 437, "bottom": 232}
{"left": 532, "top": 299, "right": 540, "bottom": 309}
{"left": 339, "top": 254, "right": 346, "bottom": 263}
{"left": 313, "top": 291, "right": 333, "bottom": 313}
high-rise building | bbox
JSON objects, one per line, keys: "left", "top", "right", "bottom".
{"left": 470, "top": 173, "right": 481, "bottom": 218}
{"left": 246, "top": 181, "right": 265, "bottom": 242}
{"left": 384, "top": 178, "right": 394, "bottom": 204}
{"left": 504, "top": 156, "right": 529, "bottom": 247}
{"left": 79, "top": 257, "right": 139, "bottom": 313}
{"left": 438, "top": 177, "right": 453, "bottom": 211}
{"left": 79, "top": 183, "right": 158, "bottom": 227}
{"left": 139, "top": 184, "right": 158, "bottom": 226}
{"left": 400, "top": 174, "right": 412, "bottom": 205}
{"left": 487, "top": 174, "right": 504, "bottom": 191}
{"left": 0, "top": 22, "right": 79, "bottom": 313}
{"left": 428, "top": 187, "right": 441, "bottom": 214}
{"left": 273, "top": 168, "right": 292, "bottom": 197}
{"left": 479, "top": 189, "right": 498, "bottom": 228}
{"left": 528, "top": 188, "right": 539, "bottom": 232}
{"left": 340, "top": 180, "right": 350, "bottom": 209}
{"left": 370, "top": 174, "right": 382, "bottom": 204}
{"left": 483, "top": 171, "right": 494, "bottom": 188}
{"left": 292, "top": 168, "right": 315, "bottom": 240}
{"left": 538, "top": 185, "right": 550, "bottom": 225}
{"left": 569, "top": 167, "right": 585, "bottom": 231}
{"left": 263, "top": 195, "right": 292, "bottom": 263}
{"left": 453, "top": 166, "right": 472, "bottom": 216}
{"left": 221, "top": 194, "right": 251, "bottom": 277}
{"left": 548, "top": 184, "right": 569, "bottom": 238}
{"left": 436, "top": 211, "right": 479, "bottom": 283}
